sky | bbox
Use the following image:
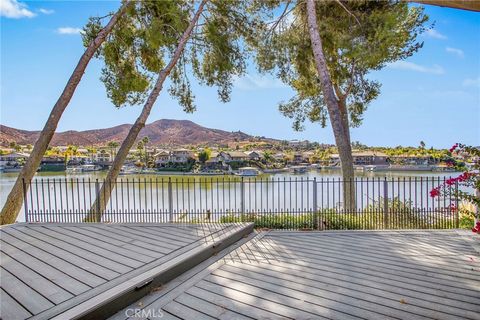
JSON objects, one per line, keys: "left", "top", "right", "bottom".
{"left": 0, "top": 0, "right": 479, "bottom": 149}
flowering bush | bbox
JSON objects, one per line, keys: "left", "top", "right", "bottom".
{"left": 430, "top": 144, "right": 479, "bottom": 232}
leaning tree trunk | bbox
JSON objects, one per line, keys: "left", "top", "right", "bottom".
{"left": 306, "top": 0, "right": 355, "bottom": 212}
{"left": 86, "top": 0, "right": 208, "bottom": 222}
{"left": 0, "top": 2, "right": 130, "bottom": 225}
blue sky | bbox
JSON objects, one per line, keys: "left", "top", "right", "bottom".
{"left": 1, "top": 0, "right": 479, "bottom": 148}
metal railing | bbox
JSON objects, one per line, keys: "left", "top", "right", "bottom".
{"left": 22, "top": 176, "right": 459, "bottom": 230}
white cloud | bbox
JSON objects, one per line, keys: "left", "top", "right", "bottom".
{"left": 462, "top": 77, "right": 480, "bottom": 88}
{"left": 445, "top": 47, "right": 464, "bottom": 58}
{"left": 0, "top": 0, "right": 35, "bottom": 18}
{"left": 39, "top": 8, "right": 54, "bottom": 15}
{"left": 234, "top": 74, "right": 287, "bottom": 90}
{"left": 424, "top": 28, "right": 447, "bottom": 40}
{"left": 387, "top": 61, "right": 445, "bottom": 75}
{"left": 56, "top": 27, "right": 83, "bottom": 35}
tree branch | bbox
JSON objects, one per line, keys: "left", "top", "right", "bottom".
{"left": 334, "top": 0, "right": 361, "bottom": 26}
{"left": 344, "top": 61, "right": 356, "bottom": 97}
{"left": 270, "top": 0, "right": 292, "bottom": 32}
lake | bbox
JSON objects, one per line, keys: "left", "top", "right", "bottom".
{"left": 1, "top": 170, "right": 461, "bottom": 223}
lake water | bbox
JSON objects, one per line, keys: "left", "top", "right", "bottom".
{"left": 1, "top": 170, "right": 461, "bottom": 223}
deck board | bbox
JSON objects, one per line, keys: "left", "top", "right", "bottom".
{"left": 113, "top": 230, "right": 480, "bottom": 320}
{"left": 0, "top": 288, "right": 32, "bottom": 320}
{"left": 0, "top": 268, "right": 55, "bottom": 315}
{"left": 0, "top": 241, "right": 91, "bottom": 295}
{"left": 61, "top": 225, "right": 166, "bottom": 259}
{"left": 0, "top": 222, "right": 253, "bottom": 320}
{"left": 0, "top": 252, "right": 73, "bottom": 305}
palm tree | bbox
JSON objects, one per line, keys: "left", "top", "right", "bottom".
{"left": 141, "top": 136, "right": 149, "bottom": 164}
{"left": 0, "top": 2, "right": 132, "bottom": 225}
{"left": 86, "top": 146, "right": 97, "bottom": 163}
{"left": 107, "top": 141, "right": 119, "bottom": 159}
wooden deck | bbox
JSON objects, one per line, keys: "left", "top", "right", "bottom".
{"left": 110, "top": 230, "right": 480, "bottom": 320}
{"left": 0, "top": 222, "right": 254, "bottom": 320}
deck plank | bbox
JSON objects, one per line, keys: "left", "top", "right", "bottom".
{"left": 107, "top": 225, "right": 194, "bottom": 250}
{"left": 0, "top": 222, "right": 253, "bottom": 320}
{"left": 0, "top": 288, "right": 32, "bottom": 320}
{"left": 0, "top": 252, "right": 73, "bottom": 305}
{"left": 163, "top": 300, "right": 216, "bottom": 320}
{"left": 174, "top": 293, "right": 251, "bottom": 320}
{"left": 195, "top": 279, "right": 327, "bottom": 319}
{"left": 185, "top": 286, "right": 284, "bottom": 320}
{"left": 112, "top": 230, "right": 479, "bottom": 320}
{"left": 217, "top": 263, "right": 477, "bottom": 320}
{"left": 0, "top": 234, "right": 106, "bottom": 288}
{"left": 61, "top": 225, "right": 166, "bottom": 259}
{"left": 3, "top": 228, "right": 120, "bottom": 280}
{"left": 41, "top": 228, "right": 158, "bottom": 267}
{"left": 18, "top": 226, "right": 135, "bottom": 274}
{"left": 0, "top": 241, "right": 91, "bottom": 295}
{"left": 271, "top": 235, "right": 480, "bottom": 280}
{"left": 237, "top": 242, "right": 480, "bottom": 303}
{"left": 257, "top": 238, "right": 479, "bottom": 294}
{"left": 0, "top": 268, "right": 54, "bottom": 315}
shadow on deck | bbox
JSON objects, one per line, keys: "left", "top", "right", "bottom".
{"left": 110, "top": 230, "right": 480, "bottom": 320}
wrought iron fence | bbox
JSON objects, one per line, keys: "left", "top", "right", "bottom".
{"left": 22, "top": 176, "right": 459, "bottom": 230}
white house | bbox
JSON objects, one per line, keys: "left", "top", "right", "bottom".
{"left": 0, "top": 152, "right": 29, "bottom": 167}
{"left": 170, "top": 148, "right": 193, "bottom": 163}
{"left": 154, "top": 150, "right": 170, "bottom": 166}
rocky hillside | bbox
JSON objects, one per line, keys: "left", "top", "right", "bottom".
{"left": 0, "top": 119, "right": 272, "bottom": 146}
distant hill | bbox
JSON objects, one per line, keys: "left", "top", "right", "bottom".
{"left": 0, "top": 119, "right": 275, "bottom": 147}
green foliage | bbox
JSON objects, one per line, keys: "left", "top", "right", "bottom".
{"left": 86, "top": 0, "right": 258, "bottom": 112}
{"left": 220, "top": 212, "right": 316, "bottom": 229}
{"left": 219, "top": 206, "right": 458, "bottom": 230}
{"left": 198, "top": 148, "right": 211, "bottom": 164}
{"left": 253, "top": 0, "right": 428, "bottom": 131}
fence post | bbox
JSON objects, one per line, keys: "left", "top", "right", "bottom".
{"left": 240, "top": 177, "right": 245, "bottom": 214}
{"left": 168, "top": 177, "right": 173, "bottom": 223}
{"left": 455, "top": 181, "right": 459, "bottom": 228}
{"left": 22, "top": 178, "right": 29, "bottom": 223}
{"left": 95, "top": 179, "right": 100, "bottom": 221}
{"left": 383, "top": 178, "right": 389, "bottom": 229}
{"left": 313, "top": 178, "right": 318, "bottom": 230}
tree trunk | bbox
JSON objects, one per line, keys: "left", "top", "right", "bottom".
{"left": 86, "top": 0, "right": 208, "bottom": 222}
{"left": 306, "top": 0, "right": 355, "bottom": 212}
{"left": 0, "top": 2, "right": 131, "bottom": 225}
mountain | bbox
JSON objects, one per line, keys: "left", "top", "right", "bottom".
{"left": 0, "top": 119, "right": 273, "bottom": 147}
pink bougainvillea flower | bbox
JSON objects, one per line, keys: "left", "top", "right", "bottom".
{"left": 449, "top": 144, "right": 458, "bottom": 153}
{"left": 445, "top": 177, "right": 457, "bottom": 186}
{"left": 430, "top": 188, "right": 440, "bottom": 198}
{"left": 472, "top": 221, "right": 480, "bottom": 233}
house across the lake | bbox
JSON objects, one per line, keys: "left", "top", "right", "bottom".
{"left": 329, "top": 151, "right": 389, "bottom": 166}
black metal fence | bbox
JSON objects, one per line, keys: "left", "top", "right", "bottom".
{"left": 22, "top": 177, "right": 459, "bottom": 230}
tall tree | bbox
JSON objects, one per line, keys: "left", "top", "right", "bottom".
{"left": 0, "top": 1, "right": 131, "bottom": 225}
{"left": 86, "top": 0, "right": 256, "bottom": 219}
{"left": 254, "top": 0, "right": 427, "bottom": 210}
{"left": 107, "top": 141, "right": 119, "bottom": 159}
{"left": 87, "top": 0, "right": 251, "bottom": 221}
{"left": 141, "top": 136, "right": 150, "bottom": 164}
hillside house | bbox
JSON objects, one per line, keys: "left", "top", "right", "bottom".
{"left": 154, "top": 150, "right": 170, "bottom": 166}
{"left": 94, "top": 150, "right": 113, "bottom": 163}
{"left": 329, "top": 151, "right": 389, "bottom": 166}
{"left": 170, "top": 148, "right": 194, "bottom": 163}
{"left": 225, "top": 151, "right": 249, "bottom": 162}
{"left": 245, "top": 151, "right": 262, "bottom": 161}
{"left": 389, "top": 154, "right": 436, "bottom": 166}
{"left": 0, "top": 152, "right": 29, "bottom": 167}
